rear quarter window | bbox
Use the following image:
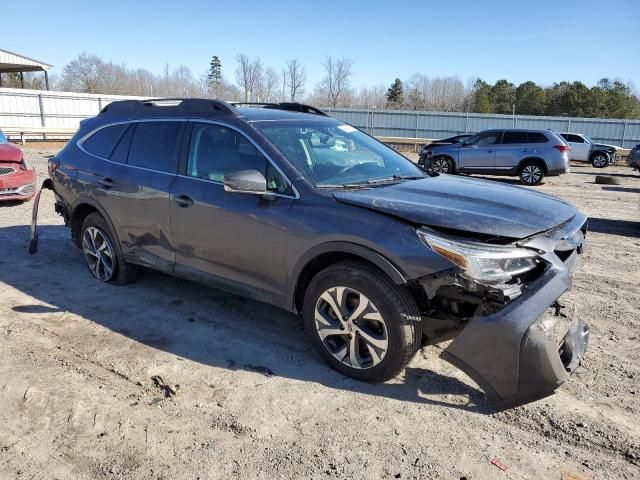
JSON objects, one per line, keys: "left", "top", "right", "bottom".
{"left": 82, "top": 124, "right": 128, "bottom": 158}
{"left": 528, "top": 132, "right": 549, "bottom": 143}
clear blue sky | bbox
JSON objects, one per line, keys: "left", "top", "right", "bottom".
{"left": 4, "top": 0, "right": 639, "bottom": 90}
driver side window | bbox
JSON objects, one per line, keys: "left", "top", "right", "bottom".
{"left": 472, "top": 132, "right": 500, "bottom": 146}
{"left": 187, "top": 123, "right": 293, "bottom": 195}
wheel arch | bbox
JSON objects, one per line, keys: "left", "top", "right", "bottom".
{"left": 517, "top": 157, "right": 547, "bottom": 173}
{"left": 70, "top": 197, "right": 118, "bottom": 247}
{"left": 289, "top": 242, "right": 407, "bottom": 314}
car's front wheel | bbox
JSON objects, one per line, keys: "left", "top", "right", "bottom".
{"left": 518, "top": 160, "right": 545, "bottom": 186}
{"left": 303, "top": 261, "right": 422, "bottom": 383}
{"left": 81, "top": 212, "right": 137, "bottom": 284}
{"left": 431, "top": 156, "right": 454, "bottom": 174}
{"left": 591, "top": 153, "right": 609, "bottom": 168}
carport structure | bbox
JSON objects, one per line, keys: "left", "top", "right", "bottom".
{"left": 0, "top": 49, "right": 52, "bottom": 90}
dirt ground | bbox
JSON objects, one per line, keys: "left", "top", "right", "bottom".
{"left": 0, "top": 146, "right": 638, "bottom": 480}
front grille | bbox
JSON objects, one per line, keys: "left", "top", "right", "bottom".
{"left": 0, "top": 166, "right": 16, "bottom": 175}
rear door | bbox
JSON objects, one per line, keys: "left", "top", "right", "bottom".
{"left": 93, "top": 120, "right": 185, "bottom": 272}
{"left": 169, "top": 121, "right": 297, "bottom": 305}
{"left": 457, "top": 131, "right": 500, "bottom": 169}
{"left": 494, "top": 130, "right": 530, "bottom": 170}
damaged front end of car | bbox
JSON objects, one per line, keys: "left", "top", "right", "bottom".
{"left": 414, "top": 213, "right": 590, "bottom": 407}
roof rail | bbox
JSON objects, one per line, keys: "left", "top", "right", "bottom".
{"left": 232, "top": 102, "right": 328, "bottom": 117}
{"left": 99, "top": 98, "right": 238, "bottom": 116}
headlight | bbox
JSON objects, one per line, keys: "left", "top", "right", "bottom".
{"left": 417, "top": 229, "right": 540, "bottom": 283}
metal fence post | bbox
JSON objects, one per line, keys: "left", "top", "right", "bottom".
{"left": 98, "top": 97, "right": 103, "bottom": 111}
{"left": 38, "top": 93, "right": 46, "bottom": 141}
{"left": 465, "top": 113, "right": 469, "bottom": 133}
{"left": 567, "top": 119, "right": 571, "bottom": 132}
{"left": 415, "top": 112, "right": 419, "bottom": 139}
{"left": 621, "top": 120, "right": 628, "bottom": 147}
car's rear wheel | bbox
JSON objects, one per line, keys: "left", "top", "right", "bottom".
{"left": 518, "top": 161, "right": 545, "bottom": 186}
{"left": 431, "top": 156, "right": 454, "bottom": 174}
{"left": 81, "top": 212, "right": 137, "bottom": 284}
{"left": 591, "top": 153, "right": 609, "bottom": 168}
{"left": 303, "top": 261, "right": 421, "bottom": 383}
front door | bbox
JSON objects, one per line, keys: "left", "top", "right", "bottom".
{"left": 563, "top": 134, "right": 590, "bottom": 161}
{"left": 169, "top": 121, "right": 297, "bottom": 305}
{"left": 457, "top": 131, "right": 500, "bottom": 169}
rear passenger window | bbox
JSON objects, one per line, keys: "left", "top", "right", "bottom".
{"left": 82, "top": 124, "right": 128, "bottom": 158}
{"left": 128, "top": 122, "right": 184, "bottom": 173}
{"left": 567, "top": 134, "right": 584, "bottom": 143}
{"left": 528, "top": 132, "right": 549, "bottom": 143}
{"left": 109, "top": 125, "right": 133, "bottom": 163}
{"left": 502, "top": 131, "right": 529, "bottom": 144}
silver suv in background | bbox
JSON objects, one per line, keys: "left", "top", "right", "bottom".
{"left": 421, "top": 129, "right": 570, "bottom": 185}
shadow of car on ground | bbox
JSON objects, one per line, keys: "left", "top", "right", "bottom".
{"left": 1, "top": 224, "right": 494, "bottom": 414}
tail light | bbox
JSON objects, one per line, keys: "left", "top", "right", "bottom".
{"left": 554, "top": 145, "right": 571, "bottom": 152}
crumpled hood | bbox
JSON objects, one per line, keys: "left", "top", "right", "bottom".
{"left": 333, "top": 175, "right": 579, "bottom": 239}
{"left": 0, "top": 143, "right": 23, "bottom": 162}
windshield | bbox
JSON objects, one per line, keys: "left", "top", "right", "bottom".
{"left": 256, "top": 121, "right": 423, "bottom": 187}
{"left": 0, "top": 130, "right": 7, "bottom": 144}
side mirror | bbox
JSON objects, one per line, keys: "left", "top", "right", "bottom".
{"left": 223, "top": 169, "right": 267, "bottom": 195}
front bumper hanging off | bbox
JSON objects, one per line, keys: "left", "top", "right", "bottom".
{"left": 440, "top": 215, "right": 589, "bottom": 407}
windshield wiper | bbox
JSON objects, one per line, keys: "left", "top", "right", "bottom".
{"left": 316, "top": 183, "right": 369, "bottom": 190}
{"left": 367, "top": 174, "right": 425, "bottom": 184}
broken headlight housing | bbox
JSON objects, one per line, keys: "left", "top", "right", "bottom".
{"left": 418, "top": 228, "right": 540, "bottom": 284}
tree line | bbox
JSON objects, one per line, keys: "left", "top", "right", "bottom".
{"left": 2, "top": 52, "right": 638, "bottom": 119}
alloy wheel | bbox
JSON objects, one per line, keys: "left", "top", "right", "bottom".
{"left": 82, "top": 226, "right": 116, "bottom": 281}
{"left": 521, "top": 165, "right": 542, "bottom": 184}
{"left": 314, "top": 286, "right": 389, "bottom": 369}
{"left": 432, "top": 157, "right": 452, "bottom": 174}
{"left": 592, "top": 155, "right": 608, "bottom": 168}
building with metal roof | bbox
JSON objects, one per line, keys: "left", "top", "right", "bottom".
{"left": 0, "top": 49, "right": 53, "bottom": 89}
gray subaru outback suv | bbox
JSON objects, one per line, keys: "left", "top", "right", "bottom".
{"left": 32, "top": 99, "right": 589, "bottom": 407}
{"left": 421, "top": 129, "right": 570, "bottom": 185}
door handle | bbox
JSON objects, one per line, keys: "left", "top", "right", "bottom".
{"left": 522, "top": 148, "right": 529, "bottom": 153}
{"left": 172, "top": 194, "right": 194, "bottom": 207}
{"left": 487, "top": 150, "right": 494, "bottom": 153}
{"left": 98, "top": 177, "right": 114, "bottom": 189}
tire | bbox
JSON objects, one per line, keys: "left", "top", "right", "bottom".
{"left": 431, "top": 156, "right": 454, "bottom": 174}
{"left": 80, "top": 212, "right": 137, "bottom": 285}
{"left": 302, "top": 260, "right": 422, "bottom": 383}
{"left": 518, "top": 160, "right": 545, "bottom": 186}
{"left": 595, "top": 175, "right": 621, "bottom": 185}
{"left": 591, "top": 153, "right": 609, "bottom": 168}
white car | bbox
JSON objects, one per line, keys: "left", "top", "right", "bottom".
{"left": 558, "top": 132, "right": 618, "bottom": 168}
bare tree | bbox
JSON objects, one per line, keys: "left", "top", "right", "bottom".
{"left": 235, "top": 54, "right": 252, "bottom": 101}
{"left": 261, "top": 67, "right": 280, "bottom": 102}
{"left": 60, "top": 53, "right": 103, "bottom": 93}
{"left": 317, "top": 56, "right": 354, "bottom": 107}
{"left": 285, "top": 58, "right": 306, "bottom": 101}
{"left": 353, "top": 84, "right": 387, "bottom": 108}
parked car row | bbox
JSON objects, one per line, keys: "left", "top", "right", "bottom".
{"left": 418, "top": 129, "right": 625, "bottom": 184}
{"left": 0, "top": 128, "right": 36, "bottom": 202}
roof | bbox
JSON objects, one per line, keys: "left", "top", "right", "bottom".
{"left": 0, "top": 49, "right": 53, "bottom": 73}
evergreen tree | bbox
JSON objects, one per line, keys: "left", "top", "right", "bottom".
{"left": 208, "top": 56, "right": 222, "bottom": 96}
{"left": 386, "top": 78, "right": 404, "bottom": 106}
{"left": 471, "top": 79, "right": 492, "bottom": 113}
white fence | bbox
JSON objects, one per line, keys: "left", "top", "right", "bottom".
{"left": 1, "top": 87, "right": 639, "bottom": 148}
{"left": 0, "top": 87, "right": 147, "bottom": 132}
